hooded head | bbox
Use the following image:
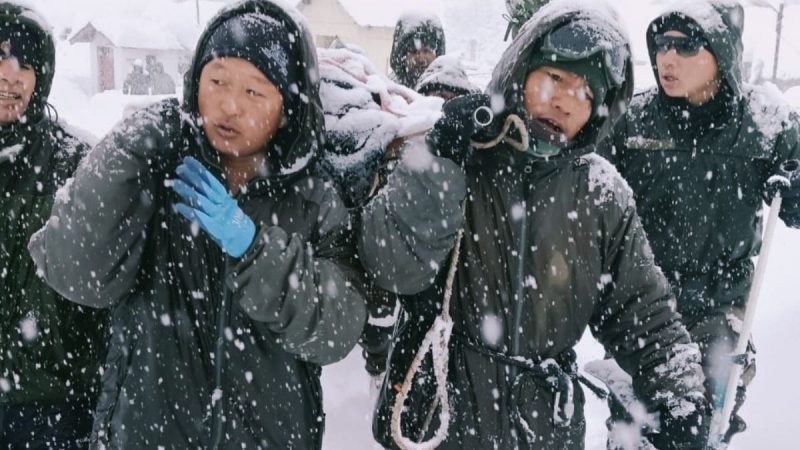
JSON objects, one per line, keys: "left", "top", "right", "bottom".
{"left": 487, "top": 0, "right": 633, "bottom": 156}
{"left": 0, "top": 2, "right": 55, "bottom": 125}
{"left": 415, "top": 55, "right": 479, "bottom": 100}
{"left": 184, "top": 0, "right": 324, "bottom": 178}
{"left": 389, "top": 11, "right": 446, "bottom": 89}
{"left": 646, "top": 0, "right": 744, "bottom": 101}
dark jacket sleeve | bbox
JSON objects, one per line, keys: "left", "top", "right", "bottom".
{"left": 358, "top": 139, "right": 466, "bottom": 295}
{"left": 229, "top": 183, "right": 367, "bottom": 366}
{"left": 590, "top": 186, "right": 706, "bottom": 412}
{"left": 28, "top": 101, "right": 179, "bottom": 309}
{"left": 771, "top": 113, "right": 800, "bottom": 228}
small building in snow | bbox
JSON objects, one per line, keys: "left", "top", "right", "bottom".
{"left": 69, "top": 21, "right": 192, "bottom": 95}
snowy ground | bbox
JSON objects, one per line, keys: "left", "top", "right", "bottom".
{"left": 320, "top": 223, "right": 800, "bottom": 450}
{"left": 20, "top": 0, "right": 800, "bottom": 448}
{"left": 321, "top": 220, "right": 800, "bottom": 450}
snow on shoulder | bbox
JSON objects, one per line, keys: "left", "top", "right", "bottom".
{"left": 745, "top": 82, "right": 797, "bottom": 147}
{"left": 583, "top": 153, "right": 635, "bottom": 209}
{"left": 628, "top": 87, "right": 658, "bottom": 113}
{"left": 57, "top": 121, "right": 98, "bottom": 148}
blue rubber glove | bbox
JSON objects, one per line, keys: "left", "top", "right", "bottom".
{"left": 172, "top": 156, "right": 256, "bottom": 258}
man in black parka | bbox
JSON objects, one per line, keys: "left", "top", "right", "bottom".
{"left": 29, "top": 1, "right": 366, "bottom": 448}
{"left": 361, "top": 2, "right": 710, "bottom": 449}
{"left": 389, "top": 12, "right": 446, "bottom": 90}
{"left": 601, "top": 1, "right": 800, "bottom": 444}
{"left": 0, "top": 2, "right": 107, "bottom": 447}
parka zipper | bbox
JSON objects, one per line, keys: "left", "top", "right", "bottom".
{"left": 510, "top": 195, "right": 528, "bottom": 380}
{"left": 210, "top": 257, "right": 233, "bottom": 450}
{"left": 209, "top": 183, "right": 253, "bottom": 449}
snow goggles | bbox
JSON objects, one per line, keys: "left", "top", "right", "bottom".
{"left": 654, "top": 35, "right": 707, "bottom": 57}
{"left": 540, "top": 21, "right": 629, "bottom": 87}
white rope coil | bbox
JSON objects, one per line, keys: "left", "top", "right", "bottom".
{"left": 390, "top": 230, "right": 463, "bottom": 450}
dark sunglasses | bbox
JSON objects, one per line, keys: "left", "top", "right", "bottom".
{"left": 654, "top": 35, "right": 707, "bottom": 57}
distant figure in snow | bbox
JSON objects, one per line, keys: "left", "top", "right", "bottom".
{"left": 600, "top": 0, "right": 800, "bottom": 446}
{"left": 415, "top": 54, "right": 479, "bottom": 101}
{"left": 0, "top": 1, "right": 107, "bottom": 448}
{"left": 122, "top": 59, "right": 149, "bottom": 95}
{"left": 362, "top": 2, "right": 710, "bottom": 449}
{"left": 29, "top": 0, "right": 366, "bottom": 448}
{"left": 389, "top": 11, "right": 446, "bottom": 90}
{"left": 150, "top": 61, "right": 176, "bottom": 95}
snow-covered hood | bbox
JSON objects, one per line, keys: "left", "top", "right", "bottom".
{"left": 486, "top": 0, "right": 634, "bottom": 150}
{"left": 389, "top": 11, "right": 446, "bottom": 88}
{"left": 415, "top": 54, "right": 478, "bottom": 96}
{"left": 0, "top": 2, "right": 55, "bottom": 124}
{"left": 646, "top": 0, "right": 745, "bottom": 98}
{"left": 182, "top": 0, "right": 324, "bottom": 177}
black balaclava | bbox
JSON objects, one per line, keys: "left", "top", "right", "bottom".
{"left": 197, "top": 13, "right": 302, "bottom": 160}
{"left": 0, "top": 22, "right": 43, "bottom": 69}
{"left": 0, "top": 6, "right": 54, "bottom": 126}
{"left": 198, "top": 13, "right": 299, "bottom": 116}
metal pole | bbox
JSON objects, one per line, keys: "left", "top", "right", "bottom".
{"left": 771, "top": 2, "right": 785, "bottom": 81}
{"left": 707, "top": 194, "right": 784, "bottom": 448}
{"left": 196, "top": 0, "right": 201, "bottom": 26}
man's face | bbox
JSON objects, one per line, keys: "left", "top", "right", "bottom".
{"left": 198, "top": 57, "right": 283, "bottom": 159}
{"left": 655, "top": 31, "right": 720, "bottom": 105}
{"left": 523, "top": 66, "right": 592, "bottom": 141}
{"left": 424, "top": 89, "right": 458, "bottom": 101}
{"left": 404, "top": 48, "right": 436, "bottom": 79}
{"left": 0, "top": 58, "right": 36, "bottom": 125}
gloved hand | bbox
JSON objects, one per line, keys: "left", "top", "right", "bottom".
{"left": 172, "top": 156, "right": 256, "bottom": 258}
{"left": 765, "top": 159, "right": 800, "bottom": 201}
{"left": 647, "top": 394, "right": 711, "bottom": 450}
{"left": 426, "top": 93, "right": 501, "bottom": 166}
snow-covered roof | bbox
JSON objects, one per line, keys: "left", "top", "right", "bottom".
{"left": 66, "top": 0, "right": 228, "bottom": 52}
{"left": 70, "top": 22, "right": 186, "bottom": 51}
{"left": 332, "top": 0, "right": 444, "bottom": 28}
